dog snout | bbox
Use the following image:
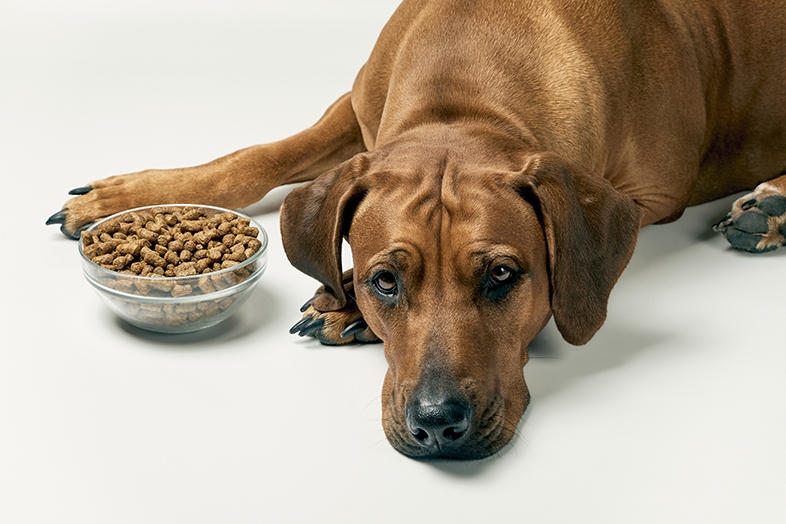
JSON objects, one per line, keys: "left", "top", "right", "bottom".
{"left": 405, "top": 395, "right": 472, "bottom": 452}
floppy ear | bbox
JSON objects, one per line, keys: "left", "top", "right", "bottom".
{"left": 513, "top": 152, "right": 642, "bottom": 345}
{"left": 280, "top": 154, "right": 372, "bottom": 312}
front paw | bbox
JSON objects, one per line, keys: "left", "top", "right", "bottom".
{"left": 714, "top": 191, "right": 786, "bottom": 253}
{"left": 289, "top": 273, "right": 380, "bottom": 346}
{"left": 46, "top": 187, "right": 97, "bottom": 239}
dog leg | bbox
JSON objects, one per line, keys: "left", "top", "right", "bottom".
{"left": 289, "top": 269, "right": 380, "bottom": 345}
{"left": 714, "top": 174, "right": 786, "bottom": 253}
{"left": 47, "top": 93, "right": 365, "bottom": 238}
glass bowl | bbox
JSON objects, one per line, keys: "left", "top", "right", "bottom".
{"left": 78, "top": 204, "right": 268, "bottom": 334}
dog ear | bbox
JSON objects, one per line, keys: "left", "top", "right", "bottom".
{"left": 280, "top": 154, "right": 372, "bottom": 312}
{"left": 513, "top": 152, "right": 642, "bottom": 345}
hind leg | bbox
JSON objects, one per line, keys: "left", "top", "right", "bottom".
{"left": 714, "top": 174, "right": 786, "bottom": 253}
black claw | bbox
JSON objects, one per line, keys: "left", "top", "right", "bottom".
{"left": 340, "top": 319, "right": 368, "bottom": 339}
{"left": 298, "top": 318, "right": 325, "bottom": 338}
{"left": 46, "top": 209, "right": 67, "bottom": 225}
{"left": 289, "top": 317, "right": 312, "bottom": 334}
{"left": 68, "top": 186, "right": 93, "bottom": 195}
{"left": 741, "top": 199, "right": 757, "bottom": 211}
{"left": 300, "top": 294, "right": 319, "bottom": 313}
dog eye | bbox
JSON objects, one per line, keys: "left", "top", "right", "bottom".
{"left": 482, "top": 264, "right": 521, "bottom": 302}
{"left": 490, "top": 265, "right": 514, "bottom": 284}
{"left": 373, "top": 271, "right": 398, "bottom": 295}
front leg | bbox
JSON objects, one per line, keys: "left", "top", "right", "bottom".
{"left": 47, "top": 93, "right": 365, "bottom": 238}
{"left": 290, "top": 269, "right": 380, "bottom": 346}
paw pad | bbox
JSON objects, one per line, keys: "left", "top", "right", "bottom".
{"left": 714, "top": 194, "right": 786, "bottom": 253}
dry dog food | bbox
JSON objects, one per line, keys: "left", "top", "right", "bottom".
{"left": 81, "top": 207, "right": 264, "bottom": 327}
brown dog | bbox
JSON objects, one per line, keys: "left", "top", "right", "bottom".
{"left": 49, "top": 0, "right": 786, "bottom": 460}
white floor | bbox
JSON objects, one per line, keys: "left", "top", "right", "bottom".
{"left": 2, "top": 1, "right": 784, "bottom": 523}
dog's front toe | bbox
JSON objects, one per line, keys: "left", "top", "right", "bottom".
{"left": 289, "top": 270, "right": 381, "bottom": 345}
{"left": 716, "top": 189, "right": 786, "bottom": 253}
{"left": 291, "top": 304, "right": 379, "bottom": 346}
{"left": 45, "top": 209, "right": 92, "bottom": 239}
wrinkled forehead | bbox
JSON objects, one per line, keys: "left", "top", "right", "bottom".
{"left": 348, "top": 174, "right": 544, "bottom": 270}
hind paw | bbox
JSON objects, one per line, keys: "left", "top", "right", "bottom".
{"left": 714, "top": 186, "right": 786, "bottom": 253}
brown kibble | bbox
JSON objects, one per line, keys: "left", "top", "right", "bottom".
{"left": 145, "top": 221, "right": 162, "bottom": 234}
{"left": 247, "top": 238, "right": 262, "bottom": 252}
{"left": 167, "top": 240, "right": 184, "bottom": 252}
{"left": 84, "top": 208, "right": 262, "bottom": 319}
{"left": 93, "top": 253, "right": 116, "bottom": 266}
{"left": 149, "top": 278, "right": 174, "bottom": 293}
{"left": 180, "top": 220, "right": 203, "bottom": 233}
{"left": 181, "top": 207, "right": 202, "bottom": 220}
{"left": 197, "top": 276, "right": 217, "bottom": 294}
{"left": 195, "top": 258, "right": 212, "bottom": 273}
{"left": 164, "top": 250, "right": 180, "bottom": 265}
{"left": 233, "top": 267, "right": 250, "bottom": 280}
{"left": 141, "top": 246, "right": 166, "bottom": 267}
{"left": 137, "top": 227, "right": 157, "bottom": 242}
{"left": 116, "top": 242, "right": 143, "bottom": 257}
{"left": 81, "top": 230, "right": 94, "bottom": 246}
{"left": 198, "top": 301, "right": 220, "bottom": 315}
{"left": 113, "top": 254, "right": 134, "bottom": 270}
{"left": 101, "top": 220, "right": 121, "bottom": 235}
{"left": 217, "top": 221, "right": 232, "bottom": 236}
{"left": 83, "top": 243, "right": 102, "bottom": 258}
{"left": 173, "top": 262, "right": 197, "bottom": 277}
{"left": 157, "top": 233, "right": 173, "bottom": 245}
{"left": 171, "top": 284, "right": 193, "bottom": 297}
{"left": 193, "top": 229, "right": 217, "bottom": 245}
{"left": 135, "top": 279, "right": 151, "bottom": 295}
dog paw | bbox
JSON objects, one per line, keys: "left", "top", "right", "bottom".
{"left": 45, "top": 186, "right": 98, "bottom": 238}
{"left": 289, "top": 272, "right": 380, "bottom": 346}
{"left": 714, "top": 186, "right": 786, "bottom": 253}
{"left": 46, "top": 168, "right": 195, "bottom": 239}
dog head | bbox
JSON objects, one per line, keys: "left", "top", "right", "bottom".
{"left": 280, "top": 127, "right": 641, "bottom": 459}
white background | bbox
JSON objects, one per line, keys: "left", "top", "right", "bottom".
{"left": 2, "top": 1, "right": 785, "bottom": 522}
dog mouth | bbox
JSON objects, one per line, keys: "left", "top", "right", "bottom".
{"left": 382, "top": 386, "right": 521, "bottom": 460}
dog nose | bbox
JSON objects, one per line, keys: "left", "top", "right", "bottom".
{"left": 405, "top": 398, "right": 471, "bottom": 450}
